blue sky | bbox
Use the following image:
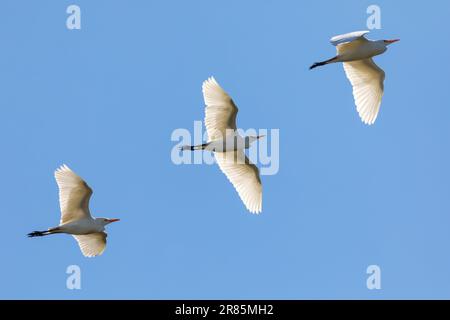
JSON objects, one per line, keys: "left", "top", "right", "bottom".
{"left": 1, "top": 0, "right": 449, "bottom": 299}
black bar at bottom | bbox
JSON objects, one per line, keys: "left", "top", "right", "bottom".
{"left": 0, "top": 300, "right": 445, "bottom": 318}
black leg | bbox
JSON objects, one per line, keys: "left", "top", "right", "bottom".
{"left": 309, "top": 56, "right": 338, "bottom": 70}
{"left": 27, "top": 230, "right": 49, "bottom": 237}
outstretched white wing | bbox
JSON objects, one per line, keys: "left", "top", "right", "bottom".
{"left": 73, "top": 232, "right": 107, "bottom": 257}
{"left": 214, "top": 151, "right": 262, "bottom": 214}
{"left": 54, "top": 164, "right": 93, "bottom": 225}
{"left": 343, "top": 58, "right": 385, "bottom": 125}
{"left": 330, "top": 30, "right": 369, "bottom": 46}
{"left": 202, "top": 77, "right": 238, "bottom": 142}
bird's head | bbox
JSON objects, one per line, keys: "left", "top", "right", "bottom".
{"left": 97, "top": 217, "right": 120, "bottom": 226}
{"left": 247, "top": 135, "right": 266, "bottom": 144}
{"left": 383, "top": 39, "right": 400, "bottom": 46}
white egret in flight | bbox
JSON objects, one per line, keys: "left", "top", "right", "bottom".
{"left": 310, "top": 30, "right": 399, "bottom": 125}
{"left": 28, "top": 165, "right": 120, "bottom": 257}
{"left": 181, "top": 77, "right": 264, "bottom": 214}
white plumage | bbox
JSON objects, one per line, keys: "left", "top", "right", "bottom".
{"left": 28, "top": 165, "right": 120, "bottom": 257}
{"left": 214, "top": 151, "right": 262, "bottom": 214}
{"left": 182, "top": 77, "right": 263, "bottom": 214}
{"left": 330, "top": 30, "right": 370, "bottom": 46}
{"left": 203, "top": 77, "right": 238, "bottom": 142}
{"left": 73, "top": 232, "right": 108, "bottom": 258}
{"left": 310, "top": 30, "right": 399, "bottom": 125}
{"left": 55, "top": 164, "right": 93, "bottom": 225}
{"left": 204, "top": 77, "right": 262, "bottom": 214}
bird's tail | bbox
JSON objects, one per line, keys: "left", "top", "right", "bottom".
{"left": 309, "top": 56, "right": 338, "bottom": 70}
{"left": 179, "top": 143, "right": 209, "bottom": 151}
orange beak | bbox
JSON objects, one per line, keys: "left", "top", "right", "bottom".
{"left": 108, "top": 218, "right": 120, "bottom": 223}
{"left": 386, "top": 39, "right": 400, "bottom": 44}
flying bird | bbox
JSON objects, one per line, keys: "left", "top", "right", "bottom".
{"left": 28, "top": 165, "right": 120, "bottom": 257}
{"left": 310, "top": 30, "right": 399, "bottom": 125}
{"left": 181, "top": 77, "right": 263, "bottom": 214}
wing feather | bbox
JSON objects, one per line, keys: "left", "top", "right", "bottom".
{"left": 73, "top": 232, "right": 107, "bottom": 257}
{"left": 331, "top": 30, "right": 370, "bottom": 46}
{"left": 343, "top": 58, "right": 385, "bottom": 125}
{"left": 54, "top": 164, "right": 92, "bottom": 224}
{"left": 214, "top": 151, "right": 262, "bottom": 214}
{"left": 202, "top": 77, "right": 238, "bottom": 142}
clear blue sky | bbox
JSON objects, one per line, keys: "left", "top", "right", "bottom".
{"left": 1, "top": 0, "right": 449, "bottom": 299}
